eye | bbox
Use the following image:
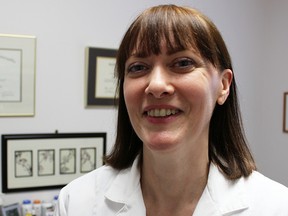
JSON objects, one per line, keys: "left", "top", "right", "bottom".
{"left": 171, "top": 58, "right": 195, "bottom": 69}
{"left": 126, "top": 63, "right": 149, "bottom": 74}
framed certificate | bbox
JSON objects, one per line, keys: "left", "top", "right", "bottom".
{"left": 0, "top": 34, "right": 36, "bottom": 116}
{"left": 1, "top": 132, "right": 106, "bottom": 193}
{"left": 86, "top": 47, "right": 117, "bottom": 106}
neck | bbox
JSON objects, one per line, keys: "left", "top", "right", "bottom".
{"left": 141, "top": 146, "right": 209, "bottom": 215}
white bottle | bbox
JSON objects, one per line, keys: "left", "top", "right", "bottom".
{"left": 31, "top": 209, "right": 36, "bottom": 216}
{"left": 52, "top": 195, "right": 58, "bottom": 210}
{"left": 42, "top": 203, "right": 53, "bottom": 216}
{"left": 22, "top": 199, "right": 32, "bottom": 216}
{"left": 33, "top": 199, "right": 42, "bottom": 216}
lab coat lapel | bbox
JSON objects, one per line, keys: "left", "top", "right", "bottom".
{"left": 193, "top": 163, "right": 249, "bottom": 216}
{"left": 193, "top": 186, "right": 222, "bottom": 216}
{"left": 104, "top": 156, "right": 146, "bottom": 215}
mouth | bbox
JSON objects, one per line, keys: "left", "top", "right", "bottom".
{"left": 145, "top": 108, "right": 180, "bottom": 117}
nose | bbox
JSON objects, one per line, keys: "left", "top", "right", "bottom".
{"left": 144, "top": 66, "right": 174, "bottom": 98}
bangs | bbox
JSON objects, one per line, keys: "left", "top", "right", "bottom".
{"left": 116, "top": 5, "right": 228, "bottom": 80}
{"left": 127, "top": 6, "right": 200, "bottom": 57}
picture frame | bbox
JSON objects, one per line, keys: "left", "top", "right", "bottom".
{"left": 86, "top": 47, "right": 118, "bottom": 106}
{"left": 1, "top": 132, "right": 106, "bottom": 193}
{"left": 0, "top": 34, "right": 36, "bottom": 116}
{"left": 283, "top": 92, "right": 288, "bottom": 133}
{"left": 0, "top": 203, "right": 21, "bottom": 216}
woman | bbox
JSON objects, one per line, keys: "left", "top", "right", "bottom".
{"left": 55, "top": 5, "right": 288, "bottom": 216}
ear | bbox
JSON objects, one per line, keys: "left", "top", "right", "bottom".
{"left": 217, "top": 69, "right": 233, "bottom": 105}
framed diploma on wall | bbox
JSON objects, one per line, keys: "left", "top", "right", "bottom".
{"left": 86, "top": 47, "right": 117, "bottom": 106}
{"left": 0, "top": 34, "right": 36, "bottom": 116}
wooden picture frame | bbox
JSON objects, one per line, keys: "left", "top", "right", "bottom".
{"left": 1, "top": 132, "right": 106, "bottom": 193}
{"left": 86, "top": 47, "right": 117, "bottom": 106}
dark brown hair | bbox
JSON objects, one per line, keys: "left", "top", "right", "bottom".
{"left": 105, "top": 4, "right": 256, "bottom": 179}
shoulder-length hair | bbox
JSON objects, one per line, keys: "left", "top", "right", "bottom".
{"left": 105, "top": 4, "right": 256, "bottom": 179}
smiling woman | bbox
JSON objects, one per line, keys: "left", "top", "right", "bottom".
{"left": 55, "top": 5, "right": 288, "bottom": 216}
{"left": 108, "top": 6, "right": 252, "bottom": 179}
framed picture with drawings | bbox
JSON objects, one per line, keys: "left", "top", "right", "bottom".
{"left": 1, "top": 132, "right": 106, "bottom": 193}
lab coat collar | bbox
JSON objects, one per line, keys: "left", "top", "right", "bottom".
{"left": 194, "top": 163, "right": 249, "bottom": 215}
{"left": 105, "top": 156, "right": 146, "bottom": 215}
{"left": 105, "top": 157, "right": 249, "bottom": 215}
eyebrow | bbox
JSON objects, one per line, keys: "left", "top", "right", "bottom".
{"left": 129, "top": 52, "right": 148, "bottom": 58}
{"left": 129, "top": 48, "right": 201, "bottom": 60}
{"left": 166, "top": 47, "right": 187, "bottom": 55}
{"left": 129, "top": 48, "right": 187, "bottom": 59}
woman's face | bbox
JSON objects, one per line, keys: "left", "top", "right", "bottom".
{"left": 123, "top": 45, "right": 232, "bottom": 153}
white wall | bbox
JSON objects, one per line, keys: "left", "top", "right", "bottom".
{"left": 254, "top": 1, "right": 288, "bottom": 185}
{"left": 0, "top": 0, "right": 287, "bottom": 205}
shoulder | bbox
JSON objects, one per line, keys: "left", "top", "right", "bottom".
{"left": 55, "top": 165, "right": 121, "bottom": 216}
{"left": 207, "top": 164, "right": 288, "bottom": 215}
{"left": 245, "top": 170, "right": 288, "bottom": 213}
{"left": 55, "top": 159, "right": 142, "bottom": 216}
{"left": 246, "top": 170, "right": 288, "bottom": 197}
{"left": 61, "top": 165, "right": 119, "bottom": 196}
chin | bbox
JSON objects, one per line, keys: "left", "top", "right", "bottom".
{"left": 145, "top": 140, "right": 180, "bottom": 152}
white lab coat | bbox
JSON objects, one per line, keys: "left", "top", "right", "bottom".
{"left": 54, "top": 156, "right": 288, "bottom": 215}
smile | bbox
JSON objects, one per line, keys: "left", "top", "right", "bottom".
{"left": 147, "top": 109, "right": 180, "bottom": 117}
